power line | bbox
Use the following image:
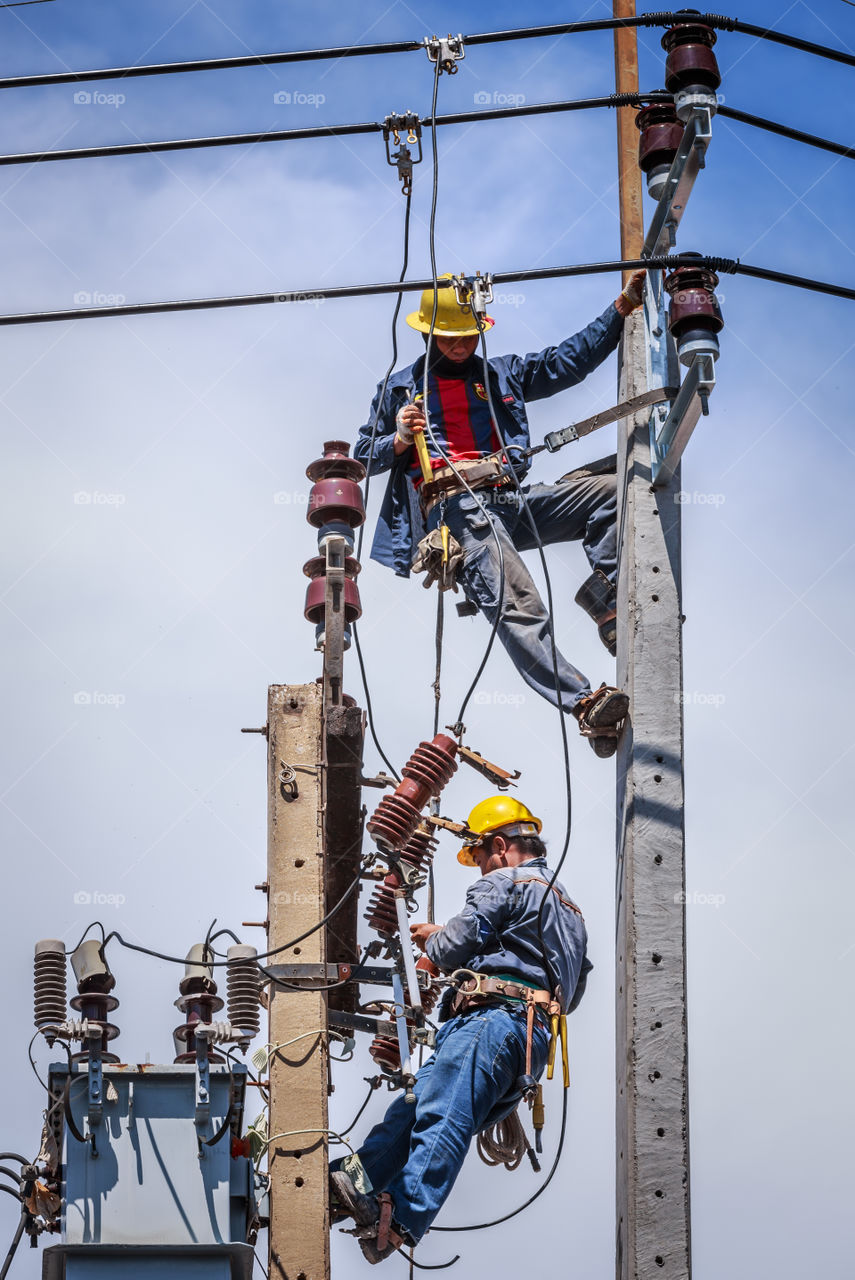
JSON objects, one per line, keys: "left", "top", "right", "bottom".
{"left": 0, "top": 93, "right": 667, "bottom": 168}
{"left": 717, "top": 104, "right": 854, "bottom": 161}
{"left": 0, "top": 13, "right": 852, "bottom": 91}
{"left": 1, "top": 256, "right": 853, "bottom": 328}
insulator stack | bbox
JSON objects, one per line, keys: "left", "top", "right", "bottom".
{"left": 69, "top": 940, "right": 120, "bottom": 1063}
{"left": 664, "top": 254, "right": 724, "bottom": 365}
{"left": 173, "top": 943, "right": 225, "bottom": 1064}
{"left": 304, "top": 440, "right": 366, "bottom": 649}
{"left": 364, "top": 883, "right": 399, "bottom": 936}
{"left": 367, "top": 734, "right": 457, "bottom": 851}
{"left": 635, "top": 103, "right": 684, "bottom": 201}
{"left": 398, "top": 825, "right": 438, "bottom": 877}
{"left": 34, "top": 940, "right": 67, "bottom": 1036}
{"left": 369, "top": 1033, "right": 404, "bottom": 1073}
{"left": 661, "top": 16, "right": 721, "bottom": 102}
{"left": 226, "top": 945, "right": 261, "bottom": 1042}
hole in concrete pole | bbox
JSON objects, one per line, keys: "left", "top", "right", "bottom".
{"left": 652, "top": 594, "right": 659, "bottom": 602}
{"left": 652, "top": 565, "right": 660, "bottom": 573}
{"left": 657, "top": 1127, "right": 665, "bottom": 1137}
{"left": 652, "top": 953, "right": 662, "bottom": 965}
{"left": 293, "top": 947, "right": 302, "bottom": 955}
{"left": 654, "top": 854, "right": 663, "bottom": 864}
{"left": 655, "top": 1257, "right": 664, "bottom": 1267}
{"left": 295, "top": 1177, "right": 304, "bottom": 1187}
{"left": 295, "top": 858, "right": 305, "bottom": 868}
{"left": 653, "top": 774, "right": 662, "bottom": 783}
{"left": 655, "top": 1189, "right": 664, "bottom": 1197}
{"left": 655, "top": 755, "right": 664, "bottom": 763}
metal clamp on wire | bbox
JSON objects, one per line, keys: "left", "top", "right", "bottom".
{"left": 383, "top": 113, "right": 422, "bottom": 195}
{"left": 423, "top": 33, "right": 465, "bottom": 73}
{"left": 451, "top": 271, "right": 493, "bottom": 320}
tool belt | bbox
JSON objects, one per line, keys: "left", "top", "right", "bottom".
{"left": 420, "top": 457, "right": 511, "bottom": 518}
{"left": 450, "top": 970, "right": 562, "bottom": 1084}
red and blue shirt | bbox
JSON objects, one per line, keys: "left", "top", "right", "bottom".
{"left": 408, "top": 373, "right": 501, "bottom": 487}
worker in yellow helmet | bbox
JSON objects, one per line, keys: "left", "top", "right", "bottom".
{"left": 330, "top": 796, "right": 590, "bottom": 1262}
{"left": 353, "top": 269, "right": 647, "bottom": 756}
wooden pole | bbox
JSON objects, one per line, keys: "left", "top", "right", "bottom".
{"left": 613, "top": 5, "right": 692, "bottom": 1278}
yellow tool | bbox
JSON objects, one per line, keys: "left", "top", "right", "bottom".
{"left": 559, "top": 1013, "right": 569, "bottom": 1088}
{"left": 547, "top": 1013, "right": 559, "bottom": 1080}
{"left": 546, "top": 1012, "right": 570, "bottom": 1087}
{"left": 441, "top": 522, "right": 450, "bottom": 565}
{"left": 410, "top": 392, "right": 434, "bottom": 484}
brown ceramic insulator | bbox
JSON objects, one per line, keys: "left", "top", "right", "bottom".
{"left": 661, "top": 21, "right": 720, "bottom": 92}
{"left": 367, "top": 735, "right": 457, "bottom": 852}
{"left": 635, "top": 103, "right": 684, "bottom": 174}
{"left": 173, "top": 989, "right": 226, "bottom": 1064}
{"left": 364, "top": 883, "right": 400, "bottom": 936}
{"left": 303, "top": 556, "right": 362, "bottom": 623}
{"left": 398, "top": 827, "right": 438, "bottom": 877}
{"left": 664, "top": 260, "right": 724, "bottom": 338}
{"left": 69, "top": 988, "right": 121, "bottom": 1063}
{"left": 369, "top": 1034, "right": 402, "bottom": 1073}
{"left": 305, "top": 440, "right": 366, "bottom": 484}
{"left": 307, "top": 477, "right": 366, "bottom": 529}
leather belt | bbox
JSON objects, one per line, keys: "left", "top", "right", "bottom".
{"left": 450, "top": 971, "right": 559, "bottom": 1019}
{"left": 420, "top": 457, "right": 511, "bottom": 517}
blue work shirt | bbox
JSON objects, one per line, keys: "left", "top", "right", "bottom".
{"left": 353, "top": 302, "right": 624, "bottom": 577}
{"left": 424, "top": 856, "right": 591, "bottom": 1013}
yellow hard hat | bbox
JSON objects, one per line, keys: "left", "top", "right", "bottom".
{"left": 406, "top": 273, "right": 495, "bottom": 337}
{"left": 457, "top": 795, "right": 542, "bottom": 867}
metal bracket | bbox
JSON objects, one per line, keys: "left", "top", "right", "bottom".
{"left": 321, "top": 534, "right": 346, "bottom": 708}
{"left": 455, "top": 743, "right": 520, "bottom": 790}
{"left": 424, "top": 33, "right": 465, "bottom": 73}
{"left": 642, "top": 101, "right": 715, "bottom": 258}
{"left": 383, "top": 113, "right": 422, "bottom": 195}
{"left": 650, "top": 352, "right": 716, "bottom": 487}
{"left": 194, "top": 1032, "right": 211, "bottom": 1128}
{"left": 451, "top": 271, "right": 493, "bottom": 319}
{"left": 86, "top": 1027, "right": 103, "bottom": 1137}
{"left": 266, "top": 961, "right": 399, "bottom": 987}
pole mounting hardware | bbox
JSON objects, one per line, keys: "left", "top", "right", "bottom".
{"left": 423, "top": 33, "right": 465, "bottom": 73}
{"left": 452, "top": 270, "right": 493, "bottom": 317}
{"left": 455, "top": 744, "right": 521, "bottom": 790}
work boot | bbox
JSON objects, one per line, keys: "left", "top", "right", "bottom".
{"left": 356, "top": 1193, "right": 406, "bottom": 1265}
{"left": 329, "top": 1169, "right": 378, "bottom": 1228}
{"left": 572, "top": 684, "right": 629, "bottom": 758}
{"left": 574, "top": 569, "right": 617, "bottom": 656}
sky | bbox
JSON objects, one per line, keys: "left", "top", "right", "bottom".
{"left": 1, "top": 1, "right": 854, "bottom": 1277}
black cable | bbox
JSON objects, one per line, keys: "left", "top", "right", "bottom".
{"left": 0, "top": 1171, "right": 21, "bottom": 1186}
{"left": 0, "top": 1187, "right": 20, "bottom": 1203}
{"left": 1, "top": 13, "right": 852, "bottom": 91}
{"left": 0, "top": 1214, "right": 26, "bottom": 1280}
{"left": 0, "top": 1157, "right": 29, "bottom": 1167}
{"left": 352, "top": 175, "right": 414, "bottom": 785}
{"left": 0, "top": 93, "right": 669, "bottom": 167}
{"left": 718, "top": 104, "right": 855, "bottom": 161}
{"left": 433, "top": 1086, "right": 568, "bottom": 1231}
{"left": 396, "top": 1249, "right": 460, "bottom": 1270}
{"left": 101, "top": 861, "right": 369, "bottom": 969}
{"left": 64, "top": 921, "right": 106, "bottom": 954}
{"left": 5, "top": 254, "right": 853, "bottom": 327}
{"left": 413, "top": 56, "right": 508, "bottom": 730}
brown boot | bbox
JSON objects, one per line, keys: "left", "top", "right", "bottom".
{"left": 572, "top": 684, "right": 629, "bottom": 758}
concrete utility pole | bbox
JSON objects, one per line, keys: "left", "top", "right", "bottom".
{"left": 613, "top": 4, "right": 692, "bottom": 1278}
{"left": 266, "top": 681, "right": 364, "bottom": 1280}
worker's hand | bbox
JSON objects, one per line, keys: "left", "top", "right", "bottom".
{"left": 395, "top": 401, "right": 426, "bottom": 445}
{"left": 410, "top": 921, "right": 442, "bottom": 952}
{"left": 615, "top": 269, "right": 647, "bottom": 317}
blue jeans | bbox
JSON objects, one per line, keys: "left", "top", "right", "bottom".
{"left": 352, "top": 1005, "right": 550, "bottom": 1243}
{"left": 427, "top": 459, "right": 617, "bottom": 712}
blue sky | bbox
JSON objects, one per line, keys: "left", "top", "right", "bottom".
{"left": 1, "top": 2, "right": 854, "bottom": 1277}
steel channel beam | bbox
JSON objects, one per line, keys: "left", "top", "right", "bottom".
{"left": 650, "top": 353, "right": 716, "bottom": 487}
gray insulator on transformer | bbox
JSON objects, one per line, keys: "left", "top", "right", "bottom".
{"left": 34, "top": 939, "right": 67, "bottom": 1030}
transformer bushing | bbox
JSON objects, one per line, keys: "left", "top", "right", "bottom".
{"left": 662, "top": 14, "right": 721, "bottom": 120}
{"left": 69, "top": 941, "right": 120, "bottom": 1064}
{"left": 367, "top": 735, "right": 458, "bottom": 851}
{"left": 173, "top": 943, "right": 225, "bottom": 1064}
{"left": 635, "top": 103, "right": 685, "bottom": 201}
{"left": 664, "top": 254, "right": 724, "bottom": 366}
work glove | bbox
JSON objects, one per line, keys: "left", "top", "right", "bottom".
{"left": 395, "top": 401, "right": 425, "bottom": 445}
{"left": 412, "top": 527, "right": 465, "bottom": 592}
{"left": 616, "top": 268, "right": 647, "bottom": 315}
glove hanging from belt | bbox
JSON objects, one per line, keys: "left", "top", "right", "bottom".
{"left": 412, "top": 526, "right": 465, "bottom": 592}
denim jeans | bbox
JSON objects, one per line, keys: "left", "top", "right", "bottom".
{"left": 427, "top": 459, "right": 617, "bottom": 712}
{"left": 351, "top": 1005, "right": 550, "bottom": 1243}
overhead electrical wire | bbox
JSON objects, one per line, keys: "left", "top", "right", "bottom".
{"left": 1, "top": 256, "right": 852, "bottom": 328}
{"left": 0, "top": 12, "right": 852, "bottom": 90}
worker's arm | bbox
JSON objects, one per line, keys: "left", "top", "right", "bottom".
{"left": 354, "top": 382, "right": 404, "bottom": 475}
{"left": 517, "top": 270, "right": 646, "bottom": 402}
{"left": 421, "top": 876, "right": 510, "bottom": 972}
